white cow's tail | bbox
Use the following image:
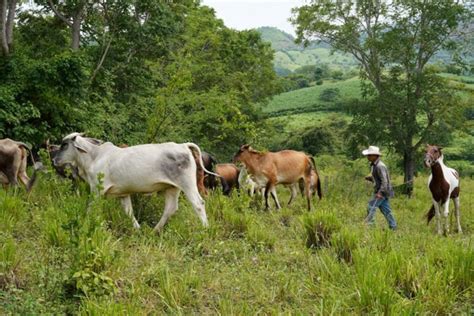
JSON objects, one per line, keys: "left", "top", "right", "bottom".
{"left": 15, "top": 141, "right": 43, "bottom": 192}
{"left": 186, "top": 143, "right": 222, "bottom": 178}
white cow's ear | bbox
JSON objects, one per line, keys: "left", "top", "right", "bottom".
{"left": 73, "top": 138, "right": 89, "bottom": 153}
{"left": 74, "top": 143, "right": 88, "bottom": 153}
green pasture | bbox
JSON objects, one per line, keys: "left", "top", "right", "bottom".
{"left": 269, "top": 112, "right": 351, "bottom": 133}
{"left": 263, "top": 77, "right": 361, "bottom": 115}
{"left": 1, "top": 159, "right": 472, "bottom": 314}
{"left": 274, "top": 49, "right": 357, "bottom": 72}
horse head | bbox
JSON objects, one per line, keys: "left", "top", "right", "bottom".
{"left": 232, "top": 144, "right": 251, "bottom": 163}
{"left": 424, "top": 144, "right": 443, "bottom": 168}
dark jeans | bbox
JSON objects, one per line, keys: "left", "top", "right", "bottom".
{"left": 366, "top": 195, "right": 397, "bottom": 230}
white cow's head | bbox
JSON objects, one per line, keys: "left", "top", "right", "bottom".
{"left": 53, "top": 133, "right": 90, "bottom": 167}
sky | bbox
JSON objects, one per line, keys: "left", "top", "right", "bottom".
{"left": 201, "top": 0, "right": 307, "bottom": 35}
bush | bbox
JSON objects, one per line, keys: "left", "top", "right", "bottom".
{"left": 302, "top": 211, "right": 341, "bottom": 250}
{"left": 319, "top": 88, "right": 341, "bottom": 102}
{"left": 331, "top": 70, "right": 344, "bottom": 80}
{"left": 332, "top": 228, "right": 358, "bottom": 264}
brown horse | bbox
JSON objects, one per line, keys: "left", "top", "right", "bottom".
{"left": 233, "top": 145, "right": 314, "bottom": 210}
{"left": 424, "top": 145, "right": 462, "bottom": 235}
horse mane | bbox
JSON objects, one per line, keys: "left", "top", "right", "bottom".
{"left": 248, "top": 147, "right": 265, "bottom": 155}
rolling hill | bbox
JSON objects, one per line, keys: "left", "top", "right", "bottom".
{"left": 257, "top": 27, "right": 356, "bottom": 73}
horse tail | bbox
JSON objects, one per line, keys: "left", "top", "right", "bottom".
{"left": 16, "top": 142, "right": 43, "bottom": 193}
{"left": 425, "top": 205, "right": 435, "bottom": 224}
{"left": 308, "top": 156, "right": 322, "bottom": 200}
{"left": 316, "top": 172, "right": 322, "bottom": 200}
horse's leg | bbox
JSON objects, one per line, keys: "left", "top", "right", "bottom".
{"left": 264, "top": 183, "right": 271, "bottom": 210}
{"left": 270, "top": 185, "right": 281, "bottom": 210}
{"left": 287, "top": 184, "right": 297, "bottom": 206}
{"left": 120, "top": 195, "right": 140, "bottom": 229}
{"left": 442, "top": 200, "right": 450, "bottom": 236}
{"left": 305, "top": 175, "right": 312, "bottom": 211}
{"left": 433, "top": 199, "right": 442, "bottom": 235}
{"left": 454, "top": 197, "right": 462, "bottom": 234}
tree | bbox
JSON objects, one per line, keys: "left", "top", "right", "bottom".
{"left": 0, "top": 0, "right": 16, "bottom": 55}
{"left": 147, "top": 6, "right": 278, "bottom": 159}
{"left": 293, "top": 0, "right": 472, "bottom": 195}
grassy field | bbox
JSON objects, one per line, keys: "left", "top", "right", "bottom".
{"left": 1, "top": 158, "right": 473, "bottom": 314}
{"left": 274, "top": 49, "right": 357, "bottom": 72}
{"left": 263, "top": 77, "right": 361, "bottom": 115}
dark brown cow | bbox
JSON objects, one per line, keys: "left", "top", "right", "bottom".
{"left": 193, "top": 151, "right": 217, "bottom": 196}
{"left": 233, "top": 145, "right": 314, "bottom": 210}
{"left": 0, "top": 138, "right": 38, "bottom": 192}
{"left": 215, "top": 163, "right": 240, "bottom": 196}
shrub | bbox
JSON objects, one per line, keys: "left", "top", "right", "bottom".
{"left": 302, "top": 211, "right": 341, "bottom": 249}
{"left": 319, "top": 87, "right": 341, "bottom": 102}
{"left": 0, "top": 238, "right": 22, "bottom": 290}
{"left": 332, "top": 228, "right": 358, "bottom": 264}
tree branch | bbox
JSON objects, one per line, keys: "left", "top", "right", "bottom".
{"left": 91, "top": 38, "right": 112, "bottom": 82}
{"left": 48, "top": 0, "right": 72, "bottom": 27}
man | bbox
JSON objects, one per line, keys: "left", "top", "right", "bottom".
{"left": 362, "top": 146, "right": 397, "bottom": 230}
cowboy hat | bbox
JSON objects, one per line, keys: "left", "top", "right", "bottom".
{"left": 362, "top": 145, "right": 382, "bottom": 156}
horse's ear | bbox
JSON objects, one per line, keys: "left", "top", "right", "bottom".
{"left": 241, "top": 144, "right": 250, "bottom": 150}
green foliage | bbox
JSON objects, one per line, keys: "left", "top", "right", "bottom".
{"left": 302, "top": 211, "right": 341, "bottom": 250}
{"left": 332, "top": 228, "right": 358, "bottom": 264}
{"left": 147, "top": 6, "right": 278, "bottom": 159}
{"left": 274, "top": 115, "right": 349, "bottom": 156}
{"left": 319, "top": 87, "right": 340, "bottom": 102}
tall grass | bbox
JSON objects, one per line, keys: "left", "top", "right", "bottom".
{"left": 0, "top": 160, "right": 472, "bottom": 314}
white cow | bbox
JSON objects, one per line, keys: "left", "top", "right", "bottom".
{"left": 53, "top": 133, "right": 215, "bottom": 232}
{"left": 237, "top": 166, "right": 306, "bottom": 205}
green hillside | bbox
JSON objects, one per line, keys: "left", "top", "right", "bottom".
{"left": 275, "top": 49, "right": 357, "bottom": 72}
{"left": 257, "top": 27, "right": 356, "bottom": 73}
{"left": 264, "top": 77, "right": 361, "bottom": 115}
{"left": 256, "top": 26, "right": 300, "bottom": 51}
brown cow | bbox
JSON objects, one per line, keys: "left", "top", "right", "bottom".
{"left": 0, "top": 138, "right": 38, "bottom": 192}
{"left": 215, "top": 163, "right": 240, "bottom": 196}
{"left": 233, "top": 145, "right": 314, "bottom": 210}
{"left": 193, "top": 151, "right": 217, "bottom": 196}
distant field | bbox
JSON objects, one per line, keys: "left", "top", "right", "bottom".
{"left": 274, "top": 49, "right": 357, "bottom": 72}
{"left": 264, "top": 77, "right": 361, "bottom": 115}
{"left": 269, "top": 112, "right": 351, "bottom": 132}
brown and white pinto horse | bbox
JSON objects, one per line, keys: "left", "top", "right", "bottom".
{"left": 424, "top": 145, "right": 462, "bottom": 235}
{"left": 233, "top": 145, "right": 315, "bottom": 210}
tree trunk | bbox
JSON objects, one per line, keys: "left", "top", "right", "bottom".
{"left": 402, "top": 149, "right": 416, "bottom": 197}
{"left": 6, "top": 0, "right": 15, "bottom": 46}
{"left": 0, "top": 0, "right": 8, "bottom": 56}
{"left": 71, "top": 15, "right": 81, "bottom": 50}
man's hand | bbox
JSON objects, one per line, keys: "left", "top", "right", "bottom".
{"left": 375, "top": 192, "right": 383, "bottom": 199}
{"left": 365, "top": 175, "right": 374, "bottom": 182}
